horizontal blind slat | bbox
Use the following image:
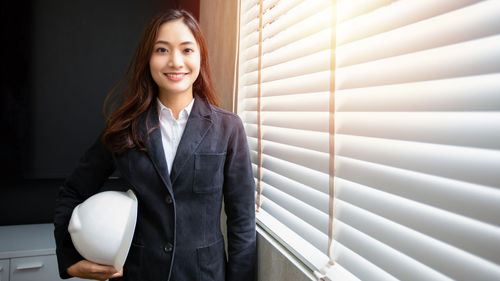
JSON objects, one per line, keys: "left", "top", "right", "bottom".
{"left": 336, "top": 198, "right": 500, "bottom": 280}
{"left": 243, "top": 49, "right": 331, "bottom": 85}
{"left": 242, "top": 0, "right": 259, "bottom": 13}
{"left": 336, "top": 134, "right": 500, "bottom": 188}
{"left": 242, "top": 71, "right": 259, "bottom": 87}
{"left": 241, "top": 17, "right": 259, "bottom": 38}
{"left": 243, "top": 92, "right": 330, "bottom": 112}
{"left": 262, "top": 181, "right": 329, "bottom": 235}
{"left": 336, "top": 112, "right": 500, "bottom": 150}
{"left": 260, "top": 194, "right": 329, "bottom": 253}
{"left": 262, "top": 92, "right": 330, "bottom": 111}
{"left": 262, "top": 111, "right": 329, "bottom": 132}
{"left": 334, "top": 219, "right": 455, "bottom": 281}
{"left": 263, "top": 9, "right": 331, "bottom": 54}
{"left": 247, "top": 136, "right": 258, "bottom": 151}
{"left": 242, "top": 3, "right": 260, "bottom": 25}
{"left": 257, "top": 209, "right": 329, "bottom": 270}
{"left": 333, "top": 240, "right": 399, "bottom": 281}
{"left": 262, "top": 139, "right": 329, "bottom": 174}
{"left": 262, "top": 0, "right": 279, "bottom": 12}
{"left": 262, "top": 71, "right": 330, "bottom": 97}
{"left": 336, "top": 34, "right": 500, "bottom": 90}
{"left": 263, "top": 126, "right": 329, "bottom": 153}
{"left": 262, "top": 28, "right": 331, "bottom": 69}
{"left": 262, "top": 0, "right": 330, "bottom": 42}
{"left": 261, "top": 167, "right": 329, "bottom": 214}
{"left": 337, "top": 0, "right": 480, "bottom": 45}
{"left": 336, "top": 156, "right": 500, "bottom": 227}
{"left": 335, "top": 178, "right": 500, "bottom": 266}
{"left": 335, "top": 73, "right": 500, "bottom": 112}
{"left": 262, "top": 154, "right": 329, "bottom": 194}
{"left": 240, "top": 96, "right": 257, "bottom": 109}
{"left": 242, "top": 44, "right": 259, "bottom": 62}
{"left": 241, "top": 110, "right": 257, "bottom": 124}
{"left": 262, "top": 0, "right": 302, "bottom": 26}
{"left": 240, "top": 84, "right": 258, "bottom": 98}
{"left": 244, "top": 124, "right": 258, "bottom": 138}
{"left": 243, "top": 30, "right": 260, "bottom": 49}
{"left": 337, "top": 0, "right": 395, "bottom": 23}
{"left": 335, "top": 35, "right": 500, "bottom": 89}
{"left": 261, "top": 50, "right": 331, "bottom": 83}
{"left": 337, "top": 0, "right": 500, "bottom": 67}
{"left": 243, "top": 57, "right": 259, "bottom": 73}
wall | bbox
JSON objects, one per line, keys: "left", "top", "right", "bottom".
{"left": 199, "top": 0, "right": 238, "bottom": 111}
{"left": 257, "top": 229, "right": 315, "bottom": 281}
{"left": 0, "top": 0, "right": 174, "bottom": 226}
{"left": 198, "top": 1, "right": 313, "bottom": 280}
{"left": 173, "top": 0, "right": 200, "bottom": 20}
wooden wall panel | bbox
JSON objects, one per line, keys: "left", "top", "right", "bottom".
{"left": 199, "top": 0, "right": 238, "bottom": 111}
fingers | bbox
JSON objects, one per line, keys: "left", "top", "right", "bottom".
{"left": 67, "top": 260, "right": 123, "bottom": 280}
{"left": 110, "top": 268, "right": 124, "bottom": 279}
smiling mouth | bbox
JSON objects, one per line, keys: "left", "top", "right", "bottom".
{"left": 164, "top": 73, "right": 188, "bottom": 81}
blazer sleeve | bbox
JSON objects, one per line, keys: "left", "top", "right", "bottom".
{"left": 223, "top": 116, "right": 256, "bottom": 281}
{"left": 53, "top": 134, "right": 116, "bottom": 279}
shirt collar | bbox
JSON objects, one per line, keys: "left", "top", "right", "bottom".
{"left": 157, "top": 97, "right": 195, "bottom": 120}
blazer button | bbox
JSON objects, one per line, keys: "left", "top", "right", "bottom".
{"left": 164, "top": 242, "right": 173, "bottom": 253}
{"left": 165, "top": 195, "right": 173, "bottom": 204}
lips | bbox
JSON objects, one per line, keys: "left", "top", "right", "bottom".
{"left": 164, "top": 72, "right": 188, "bottom": 81}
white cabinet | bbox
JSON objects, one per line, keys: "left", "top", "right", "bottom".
{"left": 0, "top": 224, "right": 85, "bottom": 281}
{"left": 0, "top": 259, "right": 9, "bottom": 281}
{"left": 10, "top": 255, "right": 60, "bottom": 281}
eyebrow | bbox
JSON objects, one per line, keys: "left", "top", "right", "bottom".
{"left": 155, "top": 40, "right": 195, "bottom": 46}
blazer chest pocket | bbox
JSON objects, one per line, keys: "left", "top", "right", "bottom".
{"left": 194, "top": 152, "right": 226, "bottom": 193}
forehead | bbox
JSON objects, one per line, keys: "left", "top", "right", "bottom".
{"left": 156, "top": 18, "right": 197, "bottom": 45}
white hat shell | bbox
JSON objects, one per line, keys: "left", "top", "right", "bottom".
{"left": 68, "top": 189, "right": 138, "bottom": 270}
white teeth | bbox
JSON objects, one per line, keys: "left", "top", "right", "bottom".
{"left": 166, "top": 73, "right": 185, "bottom": 78}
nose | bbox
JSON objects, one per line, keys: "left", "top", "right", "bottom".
{"left": 168, "top": 50, "right": 183, "bottom": 69}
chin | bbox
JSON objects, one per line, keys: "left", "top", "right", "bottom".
{"left": 163, "top": 88, "right": 191, "bottom": 96}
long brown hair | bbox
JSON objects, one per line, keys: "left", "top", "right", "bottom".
{"left": 102, "top": 9, "right": 218, "bottom": 154}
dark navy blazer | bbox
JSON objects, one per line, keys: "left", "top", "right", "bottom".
{"left": 54, "top": 96, "right": 256, "bottom": 281}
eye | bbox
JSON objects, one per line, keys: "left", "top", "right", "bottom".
{"left": 184, "top": 48, "right": 194, "bottom": 54}
{"left": 156, "top": 47, "right": 168, "bottom": 53}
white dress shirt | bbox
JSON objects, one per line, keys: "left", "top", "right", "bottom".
{"left": 157, "top": 98, "right": 195, "bottom": 174}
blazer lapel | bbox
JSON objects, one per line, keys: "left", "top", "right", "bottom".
{"left": 169, "top": 97, "right": 213, "bottom": 185}
{"left": 142, "top": 107, "right": 174, "bottom": 194}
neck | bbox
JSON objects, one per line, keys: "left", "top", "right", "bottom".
{"left": 158, "top": 91, "right": 194, "bottom": 119}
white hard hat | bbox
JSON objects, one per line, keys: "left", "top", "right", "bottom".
{"left": 68, "top": 189, "right": 138, "bottom": 270}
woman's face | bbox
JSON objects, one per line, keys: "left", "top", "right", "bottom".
{"left": 149, "top": 19, "right": 201, "bottom": 98}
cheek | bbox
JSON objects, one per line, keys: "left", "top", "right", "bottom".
{"left": 191, "top": 55, "right": 201, "bottom": 76}
{"left": 149, "top": 59, "right": 163, "bottom": 84}
{"left": 149, "top": 57, "right": 161, "bottom": 72}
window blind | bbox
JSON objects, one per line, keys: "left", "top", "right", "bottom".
{"left": 236, "top": 0, "right": 500, "bottom": 280}
{"left": 236, "top": 0, "right": 339, "bottom": 273}
{"left": 333, "top": 0, "right": 500, "bottom": 280}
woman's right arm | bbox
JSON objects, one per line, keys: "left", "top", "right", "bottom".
{"left": 53, "top": 134, "right": 117, "bottom": 279}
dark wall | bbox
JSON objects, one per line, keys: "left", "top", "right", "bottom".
{"left": 28, "top": 0, "right": 175, "bottom": 179}
{"left": 1, "top": 0, "right": 32, "bottom": 183}
{"left": 1, "top": 0, "right": 200, "bottom": 226}
{"left": 173, "top": 0, "right": 200, "bottom": 20}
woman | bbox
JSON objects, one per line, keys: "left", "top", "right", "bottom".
{"left": 54, "top": 9, "right": 256, "bottom": 281}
